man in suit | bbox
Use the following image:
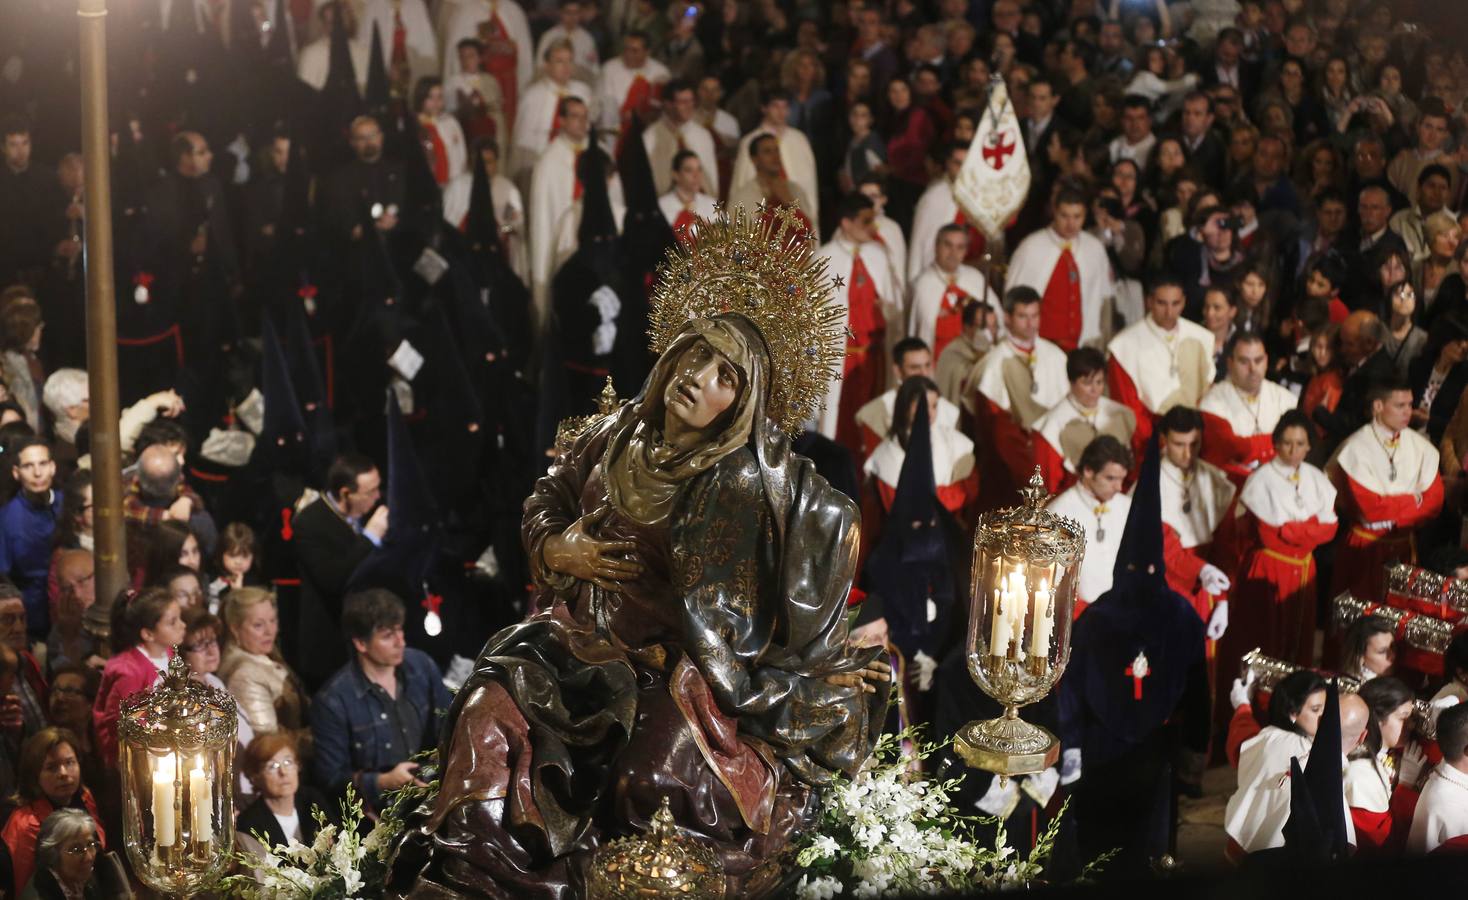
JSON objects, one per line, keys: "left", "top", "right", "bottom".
{"left": 291, "top": 453, "right": 390, "bottom": 691}
{"left": 1178, "top": 92, "right": 1226, "bottom": 189}
{"left": 1341, "top": 185, "right": 1409, "bottom": 311}
{"left": 1201, "top": 29, "right": 1257, "bottom": 100}
{"left": 1314, "top": 311, "right": 1394, "bottom": 458}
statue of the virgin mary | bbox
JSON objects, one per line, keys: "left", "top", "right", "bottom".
{"left": 392, "top": 207, "right": 890, "bottom": 898}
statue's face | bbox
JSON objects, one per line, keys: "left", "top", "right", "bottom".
{"left": 663, "top": 338, "right": 741, "bottom": 432}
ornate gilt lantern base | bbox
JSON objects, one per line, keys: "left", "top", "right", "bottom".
{"left": 959, "top": 470, "right": 1084, "bottom": 779}
{"left": 588, "top": 797, "right": 724, "bottom": 899}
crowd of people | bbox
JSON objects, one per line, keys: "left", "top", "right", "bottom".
{"left": 0, "top": 0, "right": 1467, "bottom": 892}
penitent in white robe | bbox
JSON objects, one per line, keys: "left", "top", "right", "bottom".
{"left": 1006, "top": 227, "right": 1114, "bottom": 349}
{"left": 296, "top": 34, "right": 372, "bottom": 94}
{"left": 362, "top": 0, "right": 440, "bottom": 88}
{"left": 509, "top": 77, "right": 594, "bottom": 178}
{"left": 906, "top": 262, "right": 997, "bottom": 358}
{"left": 528, "top": 134, "right": 587, "bottom": 323}
{"left": 534, "top": 23, "right": 601, "bottom": 83}
{"left": 906, "top": 178, "right": 967, "bottom": 285}
{"left": 816, "top": 238, "right": 898, "bottom": 440}
{"left": 597, "top": 57, "right": 671, "bottom": 133}
{"left": 642, "top": 117, "right": 719, "bottom": 197}
{"left": 729, "top": 125, "right": 819, "bottom": 222}
{"left": 1048, "top": 483, "right": 1131, "bottom": 604}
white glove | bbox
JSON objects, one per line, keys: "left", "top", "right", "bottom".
{"left": 912, "top": 650, "right": 938, "bottom": 692}
{"left": 1206, "top": 600, "right": 1229, "bottom": 641}
{"left": 1199, "top": 564, "right": 1231, "bottom": 595}
{"left": 974, "top": 773, "right": 1021, "bottom": 817}
{"left": 1022, "top": 767, "right": 1061, "bottom": 807}
{"left": 1400, "top": 741, "right": 1428, "bottom": 789}
{"left": 1059, "top": 748, "right": 1082, "bottom": 785}
{"left": 1430, "top": 694, "right": 1462, "bottom": 725}
{"left": 1229, "top": 669, "right": 1256, "bottom": 709}
{"left": 1364, "top": 519, "right": 1396, "bottom": 532}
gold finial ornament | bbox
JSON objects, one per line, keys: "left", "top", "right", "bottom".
{"left": 588, "top": 797, "right": 725, "bottom": 899}
{"left": 648, "top": 203, "right": 846, "bottom": 434}
{"left": 556, "top": 377, "right": 623, "bottom": 452}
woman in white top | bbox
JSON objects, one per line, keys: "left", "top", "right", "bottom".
{"left": 1224, "top": 670, "right": 1326, "bottom": 861}
{"left": 1345, "top": 676, "right": 1428, "bottom": 856}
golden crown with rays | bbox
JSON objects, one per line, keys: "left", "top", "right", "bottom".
{"left": 648, "top": 203, "right": 848, "bottom": 434}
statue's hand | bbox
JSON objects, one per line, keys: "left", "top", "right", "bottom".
{"left": 825, "top": 659, "right": 893, "bottom": 694}
{"left": 543, "top": 505, "right": 643, "bottom": 591}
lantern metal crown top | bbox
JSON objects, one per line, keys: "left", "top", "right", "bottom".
{"left": 118, "top": 654, "right": 238, "bottom": 750}
{"left": 588, "top": 797, "right": 725, "bottom": 899}
{"left": 974, "top": 471, "right": 1086, "bottom": 565}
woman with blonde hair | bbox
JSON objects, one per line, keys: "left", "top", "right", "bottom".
{"left": 1417, "top": 211, "right": 1462, "bottom": 309}
{"left": 218, "top": 588, "right": 309, "bottom": 748}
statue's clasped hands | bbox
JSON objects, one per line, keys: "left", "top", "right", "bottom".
{"left": 825, "top": 658, "right": 893, "bottom": 695}
{"left": 543, "top": 505, "right": 645, "bottom": 592}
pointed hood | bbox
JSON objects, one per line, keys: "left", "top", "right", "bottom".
{"left": 324, "top": 6, "right": 360, "bottom": 101}
{"left": 577, "top": 140, "right": 620, "bottom": 250}
{"left": 283, "top": 303, "right": 338, "bottom": 479}
{"left": 264, "top": 0, "right": 294, "bottom": 69}
{"left": 348, "top": 391, "right": 442, "bottom": 596}
{"left": 1112, "top": 432, "right": 1167, "bottom": 586}
{"left": 1283, "top": 680, "right": 1350, "bottom": 861}
{"left": 464, "top": 148, "right": 503, "bottom": 256}
{"left": 364, "top": 20, "right": 391, "bottom": 116}
{"left": 418, "top": 303, "right": 488, "bottom": 509}
{"left": 258, "top": 318, "right": 311, "bottom": 478}
{"left": 863, "top": 397, "right": 955, "bottom": 659}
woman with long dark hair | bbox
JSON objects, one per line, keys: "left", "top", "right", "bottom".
{"left": 1224, "top": 670, "right": 1327, "bottom": 859}
{"left": 1346, "top": 677, "right": 1426, "bottom": 856}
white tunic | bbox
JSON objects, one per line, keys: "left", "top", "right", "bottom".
{"left": 1331, "top": 422, "right": 1440, "bottom": 498}
{"left": 1225, "top": 726, "right": 1321, "bottom": 853}
{"left": 296, "top": 35, "right": 372, "bottom": 94}
{"left": 642, "top": 117, "right": 720, "bottom": 197}
{"left": 549, "top": 177, "right": 627, "bottom": 278}
{"left": 1031, "top": 395, "right": 1136, "bottom": 475}
{"left": 528, "top": 135, "right": 587, "bottom": 322}
{"left": 440, "top": 0, "right": 534, "bottom": 94}
{"left": 597, "top": 57, "right": 671, "bottom": 132}
{"left": 854, "top": 389, "right": 960, "bottom": 443}
{"left": 906, "top": 263, "right": 998, "bottom": 354}
{"left": 815, "top": 239, "right": 899, "bottom": 440}
{"left": 864, "top": 425, "right": 976, "bottom": 489}
{"left": 1048, "top": 483, "right": 1131, "bottom": 603}
{"left": 1108, "top": 316, "right": 1216, "bottom": 415}
{"left": 1160, "top": 458, "right": 1235, "bottom": 549}
{"left": 1006, "top": 228, "right": 1115, "bottom": 348}
{"left": 971, "top": 336, "right": 1069, "bottom": 426}
{"left": 1240, "top": 459, "right": 1337, "bottom": 528}
{"left": 534, "top": 24, "right": 601, "bottom": 82}
{"left": 657, "top": 190, "right": 718, "bottom": 232}
{"left": 1199, "top": 378, "right": 1299, "bottom": 471}
{"left": 907, "top": 178, "right": 965, "bottom": 285}
{"left": 874, "top": 215, "right": 907, "bottom": 303}
{"left": 510, "top": 77, "right": 594, "bottom": 178}
{"left": 729, "top": 125, "right": 820, "bottom": 222}
{"left": 1407, "top": 763, "right": 1468, "bottom": 854}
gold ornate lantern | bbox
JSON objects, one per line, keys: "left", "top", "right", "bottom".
{"left": 588, "top": 797, "right": 725, "bottom": 899}
{"left": 118, "top": 653, "right": 237, "bottom": 895}
{"left": 956, "top": 470, "right": 1085, "bottom": 777}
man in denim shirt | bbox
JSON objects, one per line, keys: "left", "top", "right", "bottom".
{"left": 310, "top": 589, "right": 452, "bottom": 814}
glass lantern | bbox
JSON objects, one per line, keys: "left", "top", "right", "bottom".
{"left": 956, "top": 469, "right": 1085, "bottom": 777}
{"left": 118, "top": 653, "right": 237, "bottom": 895}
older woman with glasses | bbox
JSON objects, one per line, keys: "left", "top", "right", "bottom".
{"left": 181, "top": 607, "right": 254, "bottom": 796}
{"left": 0, "top": 728, "right": 105, "bottom": 897}
{"left": 235, "top": 733, "right": 330, "bottom": 877}
{"left": 20, "top": 808, "right": 120, "bottom": 900}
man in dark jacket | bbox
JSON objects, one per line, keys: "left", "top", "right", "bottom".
{"left": 310, "top": 588, "right": 451, "bottom": 815}
{"left": 290, "top": 453, "right": 389, "bottom": 690}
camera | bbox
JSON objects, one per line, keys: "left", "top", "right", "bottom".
{"left": 1097, "top": 196, "right": 1125, "bottom": 219}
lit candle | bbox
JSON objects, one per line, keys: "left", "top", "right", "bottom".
{"left": 189, "top": 756, "right": 212, "bottom": 844}
{"left": 989, "top": 586, "right": 1010, "bottom": 656}
{"left": 153, "top": 753, "right": 177, "bottom": 848}
{"left": 1030, "top": 579, "right": 1053, "bottom": 656}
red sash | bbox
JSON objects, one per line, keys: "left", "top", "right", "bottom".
{"left": 933, "top": 282, "right": 967, "bottom": 360}
{"left": 847, "top": 254, "right": 885, "bottom": 355}
{"left": 1039, "top": 246, "right": 1082, "bottom": 352}
{"left": 457, "top": 86, "right": 497, "bottom": 142}
{"left": 420, "top": 120, "right": 450, "bottom": 185}
{"left": 478, "top": 13, "right": 519, "bottom": 129}
{"left": 671, "top": 208, "right": 697, "bottom": 246}
{"left": 614, "top": 75, "right": 657, "bottom": 158}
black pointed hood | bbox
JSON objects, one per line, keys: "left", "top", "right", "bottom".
{"left": 364, "top": 20, "right": 391, "bottom": 116}
{"left": 1283, "top": 680, "right": 1350, "bottom": 861}
{"left": 283, "top": 303, "right": 338, "bottom": 479}
{"left": 1112, "top": 432, "right": 1166, "bottom": 587}
{"left": 577, "top": 140, "right": 619, "bottom": 250}
{"left": 258, "top": 318, "right": 310, "bottom": 478}
{"left": 348, "top": 391, "right": 442, "bottom": 596}
{"left": 863, "top": 398, "right": 955, "bottom": 659}
{"left": 265, "top": 0, "right": 294, "bottom": 69}
{"left": 465, "top": 147, "right": 503, "bottom": 255}
{"left": 324, "top": 6, "right": 360, "bottom": 101}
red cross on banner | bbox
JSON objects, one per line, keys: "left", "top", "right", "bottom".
{"left": 1125, "top": 650, "right": 1150, "bottom": 700}
{"left": 982, "top": 131, "right": 1017, "bottom": 170}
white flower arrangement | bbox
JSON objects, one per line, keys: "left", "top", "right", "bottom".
{"left": 223, "top": 783, "right": 425, "bottom": 899}
{"left": 791, "top": 729, "right": 1103, "bottom": 899}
